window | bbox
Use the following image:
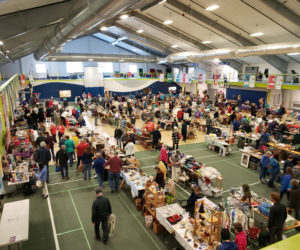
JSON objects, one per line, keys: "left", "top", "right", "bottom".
{"left": 129, "top": 64, "right": 137, "bottom": 73}
{"left": 66, "top": 62, "right": 83, "bottom": 73}
{"left": 98, "top": 62, "right": 113, "bottom": 73}
{"left": 35, "top": 64, "right": 46, "bottom": 73}
{"left": 188, "top": 67, "right": 194, "bottom": 75}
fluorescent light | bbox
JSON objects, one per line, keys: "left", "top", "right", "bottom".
{"left": 120, "top": 14, "right": 129, "bottom": 20}
{"left": 250, "top": 32, "right": 264, "bottom": 37}
{"left": 100, "top": 26, "right": 107, "bottom": 31}
{"left": 132, "top": 49, "right": 137, "bottom": 51}
{"left": 112, "top": 41, "right": 118, "bottom": 46}
{"left": 52, "top": 58, "right": 56, "bottom": 61}
{"left": 202, "top": 40, "right": 212, "bottom": 44}
{"left": 287, "top": 52, "right": 300, "bottom": 56}
{"left": 213, "top": 58, "right": 221, "bottom": 63}
{"left": 163, "top": 20, "right": 173, "bottom": 25}
{"left": 137, "top": 29, "right": 144, "bottom": 33}
{"left": 206, "top": 5, "right": 219, "bottom": 11}
{"left": 88, "top": 58, "right": 94, "bottom": 61}
{"left": 119, "top": 59, "right": 124, "bottom": 62}
{"left": 119, "top": 36, "right": 127, "bottom": 41}
{"left": 171, "top": 45, "right": 178, "bottom": 48}
{"left": 0, "top": 41, "right": 3, "bottom": 45}
{"left": 159, "top": 0, "right": 167, "bottom": 4}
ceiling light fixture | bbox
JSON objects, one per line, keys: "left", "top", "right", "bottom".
{"left": 171, "top": 45, "right": 178, "bottom": 48}
{"left": 250, "top": 32, "right": 264, "bottom": 37}
{"left": 213, "top": 58, "right": 221, "bottom": 63}
{"left": 206, "top": 5, "right": 219, "bottom": 11}
{"left": 88, "top": 58, "right": 94, "bottom": 61}
{"left": 159, "top": 0, "right": 167, "bottom": 4}
{"left": 163, "top": 20, "right": 173, "bottom": 25}
{"left": 100, "top": 26, "right": 107, "bottom": 31}
{"left": 202, "top": 41, "right": 212, "bottom": 44}
{"left": 52, "top": 58, "right": 56, "bottom": 61}
{"left": 132, "top": 49, "right": 137, "bottom": 51}
{"left": 0, "top": 41, "right": 3, "bottom": 45}
{"left": 119, "top": 59, "right": 124, "bottom": 62}
{"left": 119, "top": 36, "right": 127, "bottom": 41}
{"left": 137, "top": 29, "right": 144, "bottom": 33}
{"left": 120, "top": 14, "right": 129, "bottom": 20}
{"left": 287, "top": 52, "right": 300, "bottom": 56}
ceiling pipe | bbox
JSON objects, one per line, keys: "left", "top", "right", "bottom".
{"left": 164, "top": 42, "right": 300, "bottom": 63}
{"left": 34, "top": 0, "right": 140, "bottom": 60}
{"left": 45, "top": 53, "right": 158, "bottom": 63}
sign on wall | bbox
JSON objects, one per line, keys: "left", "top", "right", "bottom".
{"left": 249, "top": 75, "right": 256, "bottom": 88}
{"left": 159, "top": 73, "right": 164, "bottom": 82}
{"left": 268, "top": 75, "right": 276, "bottom": 89}
{"left": 198, "top": 74, "right": 204, "bottom": 84}
{"left": 275, "top": 75, "right": 283, "bottom": 90}
{"left": 214, "top": 74, "right": 219, "bottom": 86}
{"left": 244, "top": 74, "right": 250, "bottom": 88}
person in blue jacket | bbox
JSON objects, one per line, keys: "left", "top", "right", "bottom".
{"left": 232, "top": 118, "right": 240, "bottom": 132}
{"left": 93, "top": 152, "right": 106, "bottom": 188}
{"left": 219, "top": 228, "right": 238, "bottom": 250}
{"left": 283, "top": 155, "right": 294, "bottom": 174}
{"left": 35, "top": 163, "right": 48, "bottom": 199}
{"left": 268, "top": 154, "right": 280, "bottom": 188}
{"left": 260, "top": 151, "right": 272, "bottom": 183}
{"left": 280, "top": 167, "right": 293, "bottom": 200}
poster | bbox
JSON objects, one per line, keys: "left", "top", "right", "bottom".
{"left": 275, "top": 75, "right": 283, "bottom": 90}
{"left": 182, "top": 74, "right": 186, "bottom": 83}
{"left": 249, "top": 75, "right": 256, "bottom": 88}
{"left": 244, "top": 74, "right": 250, "bottom": 88}
{"left": 198, "top": 74, "right": 203, "bottom": 84}
{"left": 214, "top": 74, "right": 219, "bottom": 86}
{"left": 159, "top": 73, "right": 164, "bottom": 82}
{"left": 167, "top": 73, "right": 172, "bottom": 82}
{"left": 268, "top": 75, "right": 276, "bottom": 89}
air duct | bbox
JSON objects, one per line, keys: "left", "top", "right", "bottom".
{"left": 34, "top": 0, "right": 140, "bottom": 60}
{"left": 46, "top": 53, "right": 158, "bottom": 63}
{"left": 165, "top": 42, "right": 300, "bottom": 63}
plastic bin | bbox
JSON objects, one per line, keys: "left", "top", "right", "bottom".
{"left": 145, "top": 215, "right": 153, "bottom": 228}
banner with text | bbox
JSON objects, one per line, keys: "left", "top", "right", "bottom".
{"left": 268, "top": 75, "right": 276, "bottom": 89}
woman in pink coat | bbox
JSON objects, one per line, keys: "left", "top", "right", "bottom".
{"left": 159, "top": 144, "right": 168, "bottom": 167}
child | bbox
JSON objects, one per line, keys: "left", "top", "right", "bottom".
{"left": 234, "top": 222, "right": 247, "bottom": 250}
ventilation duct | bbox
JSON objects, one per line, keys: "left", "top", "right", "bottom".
{"left": 34, "top": 0, "right": 140, "bottom": 60}
{"left": 163, "top": 42, "right": 300, "bottom": 63}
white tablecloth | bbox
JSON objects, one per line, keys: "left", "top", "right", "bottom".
{"left": 205, "top": 135, "right": 228, "bottom": 148}
{"left": 120, "top": 171, "right": 147, "bottom": 197}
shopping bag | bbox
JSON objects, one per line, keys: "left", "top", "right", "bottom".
{"left": 178, "top": 133, "right": 182, "bottom": 139}
{"left": 77, "top": 161, "right": 84, "bottom": 173}
{"left": 55, "top": 165, "right": 60, "bottom": 172}
{"left": 36, "top": 180, "right": 42, "bottom": 188}
{"left": 108, "top": 214, "right": 116, "bottom": 237}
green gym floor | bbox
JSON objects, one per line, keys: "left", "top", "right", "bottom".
{"left": 1, "top": 142, "right": 298, "bottom": 250}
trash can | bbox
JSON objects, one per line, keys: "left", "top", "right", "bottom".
{"left": 145, "top": 215, "right": 153, "bottom": 228}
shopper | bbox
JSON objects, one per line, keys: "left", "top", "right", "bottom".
{"left": 114, "top": 126, "right": 123, "bottom": 149}
{"left": 34, "top": 163, "right": 48, "bottom": 199}
{"left": 267, "top": 154, "right": 280, "bottom": 188}
{"left": 104, "top": 151, "right": 123, "bottom": 193}
{"left": 151, "top": 127, "right": 161, "bottom": 150}
{"left": 206, "top": 115, "right": 213, "bottom": 134}
{"left": 159, "top": 144, "right": 168, "bottom": 168}
{"left": 267, "top": 192, "right": 287, "bottom": 243}
{"left": 154, "top": 165, "right": 165, "bottom": 188}
{"left": 82, "top": 146, "right": 94, "bottom": 180}
{"left": 56, "top": 145, "right": 69, "bottom": 179}
{"left": 76, "top": 139, "right": 89, "bottom": 168}
{"left": 288, "top": 179, "right": 300, "bottom": 224}
{"left": 181, "top": 120, "right": 188, "bottom": 142}
{"left": 34, "top": 141, "right": 51, "bottom": 183}
{"left": 185, "top": 184, "right": 203, "bottom": 216}
{"left": 144, "top": 118, "right": 155, "bottom": 132}
{"left": 233, "top": 222, "right": 247, "bottom": 250}
{"left": 50, "top": 123, "right": 57, "bottom": 143}
{"left": 45, "top": 132, "right": 55, "bottom": 161}
{"left": 35, "top": 132, "right": 46, "bottom": 148}
{"left": 219, "top": 228, "right": 238, "bottom": 250}
{"left": 93, "top": 152, "right": 105, "bottom": 188}
{"left": 283, "top": 155, "right": 294, "bottom": 174}
{"left": 124, "top": 139, "right": 135, "bottom": 156}
{"left": 172, "top": 127, "right": 180, "bottom": 150}
{"left": 65, "top": 135, "right": 75, "bottom": 168}
{"left": 280, "top": 167, "right": 293, "bottom": 200}
{"left": 292, "top": 161, "right": 300, "bottom": 180}
{"left": 57, "top": 123, "right": 65, "bottom": 141}
{"left": 260, "top": 151, "right": 271, "bottom": 183}
{"left": 120, "top": 115, "right": 127, "bottom": 132}
{"left": 169, "top": 150, "right": 181, "bottom": 182}
{"left": 92, "top": 188, "right": 112, "bottom": 244}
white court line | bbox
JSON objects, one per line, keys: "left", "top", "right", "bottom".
{"left": 50, "top": 170, "right": 77, "bottom": 176}
{"left": 175, "top": 182, "right": 190, "bottom": 196}
{"left": 46, "top": 184, "right": 60, "bottom": 250}
{"left": 48, "top": 178, "right": 88, "bottom": 186}
{"left": 222, "top": 181, "right": 261, "bottom": 194}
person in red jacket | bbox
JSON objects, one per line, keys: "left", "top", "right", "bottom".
{"left": 144, "top": 119, "right": 155, "bottom": 132}
{"left": 177, "top": 109, "right": 183, "bottom": 122}
{"left": 50, "top": 124, "right": 57, "bottom": 143}
{"left": 76, "top": 139, "right": 89, "bottom": 168}
{"left": 57, "top": 124, "right": 65, "bottom": 141}
{"left": 104, "top": 151, "right": 123, "bottom": 193}
{"left": 234, "top": 222, "right": 247, "bottom": 250}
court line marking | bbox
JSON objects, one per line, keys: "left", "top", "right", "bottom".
{"left": 50, "top": 170, "right": 77, "bottom": 176}
{"left": 117, "top": 193, "right": 162, "bottom": 250}
{"left": 49, "top": 184, "right": 99, "bottom": 195}
{"left": 222, "top": 182, "right": 261, "bottom": 194}
{"left": 68, "top": 191, "right": 92, "bottom": 250}
{"left": 48, "top": 178, "right": 95, "bottom": 186}
{"left": 57, "top": 228, "right": 83, "bottom": 236}
{"left": 46, "top": 184, "right": 60, "bottom": 250}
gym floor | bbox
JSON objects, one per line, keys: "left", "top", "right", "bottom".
{"left": 1, "top": 142, "right": 298, "bottom": 250}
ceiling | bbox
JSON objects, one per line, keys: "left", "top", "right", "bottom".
{"left": 0, "top": 0, "right": 300, "bottom": 70}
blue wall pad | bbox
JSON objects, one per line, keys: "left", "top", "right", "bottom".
{"left": 85, "top": 87, "right": 104, "bottom": 97}
{"left": 226, "top": 88, "right": 267, "bottom": 106}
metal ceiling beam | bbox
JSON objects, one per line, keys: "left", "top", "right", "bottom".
{"left": 259, "top": 0, "right": 300, "bottom": 26}
{"left": 166, "top": 0, "right": 288, "bottom": 73}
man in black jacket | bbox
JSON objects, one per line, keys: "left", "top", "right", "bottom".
{"left": 151, "top": 127, "right": 161, "bottom": 150}
{"left": 35, "top": 141, "right": 51, "bottom": 183}
{"left": 288, "top": 179, "right": 300, "bottom": 231}
{"left": 56, "top": 145, "right": 69, "bottom": 180}
{"left": 267, "top": 192, "right": 287, "bottom": 243}
{"left": 181, "top": 120, "right": 188, "bottom": 142}
{"left": 92, "top": 188, "right": 112, "bottom": 244}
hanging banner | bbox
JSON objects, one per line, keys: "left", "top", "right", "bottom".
{"left": 182, "top": 74, "right": 186, "bottom": 83}
{"left": 214, "top": 74, "right": 219, "bottom": 86}
{"left": 167, "top": 73, "right": 173, "bottom": 82}
{"left": 176, "top": 74, "right": 180, "bottom": 83}
{"left": 275, "top": 75, "right": 283, "bottom": 90}
{"left": 268, "top": 75, "right": 276, "bottom": 89}
{"left": 159, "top": 73, "right": 164, "bottom": 82}
{"left": 244, "top": 74, "right": 250, "bottom": 88}
{"left": 249, "top": 75, "right": 256, "bottom": 88}
{"left": 198, "top": 74, "right": 203, "bottom": 84}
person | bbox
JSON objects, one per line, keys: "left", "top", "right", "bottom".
{"left": 283, "top": 155, "right": 294, "bottom": 174}
{"left": 259, "top": 129, "right": 271, "bottom": 147}
{"left": 260, "top": 151, "right": 272, "bottom": 183}
{"left": 57, "top": 123, "right": 65, "bottom": 141}
{"left": 59, "top": 135, "right": 67, "bottom": 147}
{"left": 93, "top": 152, "right": 105, "bottom": 188}
{"left": 206, "top": 115, "right": 213, "bottom": 134}
{"left": 277, "top": 122, "right": 288, "bottom": 143}
{"left": 219, "top": 228, "right": 238, "bottom": 250}
{"left": 292, "top": 161, "right": 300, "bottom": 180}
{"left": 82, "top": 146, "right": 94, "bottom": 180}
{"left": 241, "top": 184, "right": 251, "bottom": 201}
{"left": 50, "top": 124, "right": 57, "bottom": 143}
{"left": 151, "top": 127, "right": 161, "bottom": 150}
{"left": 268, "top": 154, "right": 280, "bottom": 187}
{"left": 76, "top": 139, "right": 89, "bottom": 169}
{"left": 169, "top": 150, "right": 181, "bottom": 182}
{"left": 154, "top": 165, "right": 165, "bottom": 188}
{"left": 71, "top": 133, "right": 80, "bottom": 161}
{"left": 34, "top": 163, "right": 48, "bottom": 199}
{"left": 267, "top": 192, "right": 287, "bottom": 243}
{"left": 130, "top": 112, "right": 136, "bottom": 126}
{"left": 124, "top": 139, "right": 135, "bottom": 156}
{"left": 280, "top": 167, "right": 293, "bottom": 200}
{"left": 288, "top": 179, "right": 300, "bottom": 224}
{"left": 45, "top": 132, "right": 55, "bottom": 161}
{"left": 94, "top": 105, "right": 99, "bottom": 126}
{"left": 56, "top": 145, "right": 69, "bottom": 180}
{"left": 92, "top": 188, "right": 112, "bottom": 244}
{"left": 185, "top": 184, "right": 203, "bottom": 216}
{"left": 181, "top": 120, "right": 188, "bottom": 142}
{"left": 114, "top": 126, "right": 123, "bottom": 149}
{"left": 144, "top": 119, "right": 155, "bottom": 132}
{"left": 35, "top": 141, "right": 51, "bottom": 183}
{"left": 232, "top": 118, "right": 240, "bottom": 132}
{"left": 104, "top": 151, "right": 123, "bottom": 193}
{"left": 35, "top": 132, "right": 46, "bottom": 148}
{"left": 38, "top": 122, "right": 46, "bottom": 134}
{"left": 120, "top": 115, "right": 127, "bottom": 132}
{"left": 159, "top": 144, "right": 168, "bottom": 168}
{"left": 65, "top": 135, "right": 75, "bottom": 168}
{"left": 233, "top": 222, "right": 247, "bottom": 250}
{"left": 172, "top": 127, "right": 180, "bottom": 150}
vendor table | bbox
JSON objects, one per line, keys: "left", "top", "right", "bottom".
{"left": 120, "top": 170, "right": 148, "bottom": 197}
{"left": 268, "top": 142, "right": 300, "bottom": 156}
{"left": 205, "top": 135, "right": 229, "bottom": 156}
{"left": 0, "top": 199, "right": 29, "bottom": 249}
